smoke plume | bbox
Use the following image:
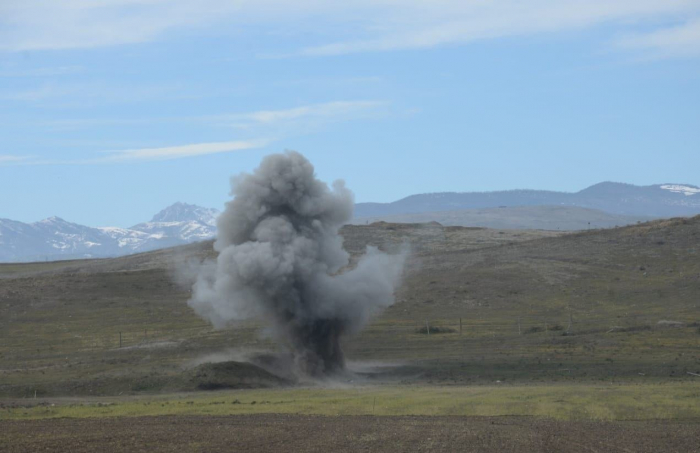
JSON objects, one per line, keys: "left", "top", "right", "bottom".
{"left": 188, "top": 151, "right": 406, "bottom": 375}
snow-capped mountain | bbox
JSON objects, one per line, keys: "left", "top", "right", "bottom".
{"left": 148, "top": 203, "right": 218, "bottom": 225}
{"left": 130, "top": 203, "right": 219, "bottom": 244}
{"left": 0, "top": 203, "right": 219, "bottom": 262}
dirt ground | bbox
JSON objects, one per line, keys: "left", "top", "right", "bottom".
{"left": 2, "top": 414, "right": 699, "bottom": 453}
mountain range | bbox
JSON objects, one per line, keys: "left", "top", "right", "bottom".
{"left": 354, "top": 182, "right": 700, "bottom": 218}
{"left": 0, "top": 203, "right": 218, "bottom": 262}
{"left": 1, "top": 182, "right": 699, "bottom": 262}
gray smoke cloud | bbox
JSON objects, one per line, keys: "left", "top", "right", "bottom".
{"left": 188, "top": 151, "right": 406, "bottom": 375}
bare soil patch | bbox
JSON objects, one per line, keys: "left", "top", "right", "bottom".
{"left": 2, "top": 414, "right": 699, "bottom": 453}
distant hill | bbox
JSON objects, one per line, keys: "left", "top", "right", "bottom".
{"left": 0, "top": 202, "right": 218, "bottom": 262}
{"left": 2, "top": 181, "right": 698, "bottom": 262}
{"left": 355, "top": 182, "right": 700, "bottom": 219}
{"left": 350, "top": 205, "right": 654, "bottom": 231}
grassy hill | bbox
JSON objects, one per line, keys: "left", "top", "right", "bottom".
{"left": 1, "top": 217, "right": 699, "bottom": 397}
{"left": 352, "top": 205, "right": 654, "bottom": 230}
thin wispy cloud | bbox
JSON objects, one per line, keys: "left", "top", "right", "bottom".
{"left": 0, "top": 155, "right": 34, "bottom": 164}
{"left": 4, "top": 101, "right": 381, "bottom": 167}
{"left": 42, "top": 100, "right": 388, "bottom": 132}
{"left": 299, "top": 1, "right": 700, "bottom": 56}
{"left": 3, "top": 81, "right": 190, "bottom": 105}
{"left": 274, "top": 76, "right": 383, "bottom": 88}
{"left": 224, "top": 101, "right": 387, "bottom": 129}
{"left": 3, "top": 84, "right": 73, "bottom": 102}
{"left": 42, "top": 118, "right": 166, "bottom": 132}
{"left": 2, "top": 1, "right": 700, "bottom": 59}
{"left": 0, "top": 1, "right": 237, "bottom": 51}
{"left": 0, "top": 141, "right": 269, "bottom": 166}
{"left": 0, "top": 65, "right": 83, "bottom": 77}
{"left": 93, "top": 139, "right": 270, "bottom": 163}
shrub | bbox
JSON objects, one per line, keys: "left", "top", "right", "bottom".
{"left": 525, "top": 326, "right": 544, "bottom": 334}
{"left": 416, "top": 326, "right": 456, "bottom": 335}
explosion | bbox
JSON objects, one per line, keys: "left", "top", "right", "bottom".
{"left": 188, "top": 151, "right": 406, "bottom": 375}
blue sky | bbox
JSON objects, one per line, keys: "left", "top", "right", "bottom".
{"left": 1, "top": 1, "right": 699, "bottom": 227}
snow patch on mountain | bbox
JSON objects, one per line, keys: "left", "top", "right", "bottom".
{"left": 660, "top": 184, "right": 700, "bottom": 196}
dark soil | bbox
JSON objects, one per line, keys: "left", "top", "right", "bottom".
{"left": 188, "top": 361, "right": 290, "bottom": 390}
{"left": 1, "top": 414, "right": 699, "bottom": 453}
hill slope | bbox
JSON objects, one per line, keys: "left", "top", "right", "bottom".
{"left": 1, "top": 217, "right": 699, "bottom": 396}
{"left": 350, "top": 205, "right": 653, "bottom": 230}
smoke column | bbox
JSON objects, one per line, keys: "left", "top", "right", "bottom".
{"left": 188, "top": 151, "right": 406, "bottom": 375}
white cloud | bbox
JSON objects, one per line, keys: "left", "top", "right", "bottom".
{"left": 2, "top": 1, "right": 700, "bottom": 59}
{"left": 0, "top": 1, "right": 237, "bottom": 51}
{"left": 615, "top": 18, "right": 700, "bottom": 58}
{"left": 222, "top": 101, "right": 387, "bottom": 129}
{"left": 0, "top": 140, "right": 270, "bottom": 166}
{"left": 300, "top": 1, "right": 700, "bottom": 56}
{"left": 93, "top": 139, "right": 270, "bottom": 163}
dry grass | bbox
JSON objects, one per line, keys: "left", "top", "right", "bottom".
{"left": 1, "top": 217, "right": 700, "bottom": 399}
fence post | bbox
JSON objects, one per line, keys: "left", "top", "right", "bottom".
{"left": 119, "top": 332, "right": 122, "bottom": 348}
{"left": 459, "top": 318, "right": 462, "bottom": 335}
{"left": 426, "top": 320, "right": 430, "bottom": 336}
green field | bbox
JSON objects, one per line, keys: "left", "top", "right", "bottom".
{"left": 4, "top": 383, "right": 700, "bottom": 421}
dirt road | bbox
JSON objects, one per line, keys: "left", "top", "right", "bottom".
{"left": 2, "top": 414, "right": 699, "bottom": 452}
